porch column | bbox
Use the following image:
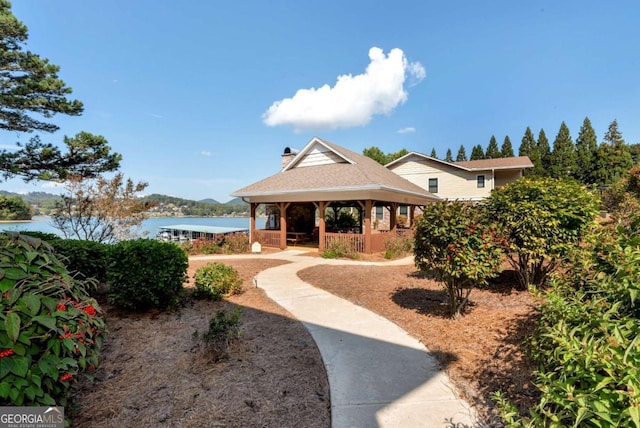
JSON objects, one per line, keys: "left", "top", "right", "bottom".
{"left": 389, "top": 202, "right": 398, "bottom": 232}
{"left": 278, "top": 202, "right": 290, "bottom": 250}
{"left": 317, "top": 201, "right": 328, "bottom": 252}
{"left": 409, "top": 205, "right": 416, "bottom": 228}
{"left": 364, "top": 200, "right": 372, "bottom": 254}
{"left": 250, "top": 203, "right": 257, "bottom": 243}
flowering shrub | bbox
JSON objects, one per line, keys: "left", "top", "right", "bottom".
{"left": 193, "top": 263, "right": 242, "bottom": 300}
{"left": 183, "top": 238, "right": 223, "bottom": 255}
{"left": 414, "top": 201, "right": 505, "bottom": 318}
{"left": 321, "top": 239, "right": 358, "bottom": 259}
{"left": 0, "top": 233, "right": 106, "bottom": 408}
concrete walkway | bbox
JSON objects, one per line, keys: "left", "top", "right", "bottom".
{"left": 194, "top": 251, "right": 477, "bottom": 428}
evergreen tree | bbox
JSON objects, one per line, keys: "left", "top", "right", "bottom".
{"left": 593, "top": 120, "right": 634, "bottom": 185}
{"left": 501, "top": 135, "right": 515, "bottom": 157}
{"left": 519, "top": 127, "right": 540, "bottom": 176}
{"left": 485, "top": 135, "right": 501, "bottom": 159}
{"left": 470, "top": 144, "right": 485, "bottom": 160}
{"left": 536, "top": 128, "right": 551, "bottom": 176}
{"left": 549, "top": 122, "right": 576, "bottom": 179}
{"left": 430, "top": 148, "right": 437, "bottom": 159}
{"left": 456, "top": 144, "right": 468, "bottom": 162}
{"left": 0, "top": 0, "right": 83, "bottom": 133}
{"left": 445, "top": 148, "right": 453, "bottom": 162}
{"left": 0, "top": 1, "right": 120, "bottom": 182}
{"left": 574, "top": 117, "right": 598, "bottom": 184}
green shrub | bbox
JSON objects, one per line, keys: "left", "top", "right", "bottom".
{"left": 0, "top": 233, "right": 106, "bottom": 409}
{"left": 414, "top": 201, "right": 505, "bottom": 318}
{"left": 197, "top": 307, "right": 242, "bottom": 362}
{"left": 50, "top": 239, "right": 110, "bottom": 287}
{"left": 107, "top": 239, "right": 188, "bottom": 310}
{"left": 193, "top": 263, "right": 242, "bottom": 300}
{"left": 383, "top": 235, "right": 413, "bottom": 259}
{"left": 484, "top": 177, "right": 600, "bottom": 289}
{"left": 321, "top": 239, "right": 358, "bottom": 259}
{"left": 495, "top": 217, "right": 640, "bottom": 427}
{"left": 17, "top": 231, "right": 60, "bottom": 242}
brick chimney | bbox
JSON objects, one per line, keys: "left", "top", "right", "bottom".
{"left": 281, "top": 147, "right": 299, "bottom": 170}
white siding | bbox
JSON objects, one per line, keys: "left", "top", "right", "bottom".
{"left": 297, "top": 144, "right": 346, "bottom": 167}
{"left": 389, "top": 158, "right": 493, "bottom": 200}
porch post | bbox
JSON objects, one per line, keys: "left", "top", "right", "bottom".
{"left": 318, "top": 201, "right": 327, "bottom": 252}
{"left": 278, "top": 202, "right": 290, "bottom": 250}
{"left": 250, "top": 203, "right": 257, "bottom": 243}
{"left": 409, "top": 205, "right": 416, "bottom": 228}
{"left": 389, "top": 202, "right": 398, "bottom": 232}
{"left": 364, "top": 200, "right": 372, "bottom": 254}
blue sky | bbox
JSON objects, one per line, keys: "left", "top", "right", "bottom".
{"left": 2, "top": 0, "right": 639, "bottom": 202}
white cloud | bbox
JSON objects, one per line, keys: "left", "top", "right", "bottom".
{"left": 199, "top": 150, "right": 212, "bottom": 157}
{"left": 0, "top": 143, "right": 19, "bottom": 150}
{"left": 262, "top": 47, "right": 426, "bottom": 131}
{"left": 397, "top": 127, "right": 416, "bottom": 134}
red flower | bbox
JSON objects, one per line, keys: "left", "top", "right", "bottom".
{"left": 56, "top": 302, "right": 66, "bottom": 311}
{"left": 83, "top": 305, "right": 97, "bottom": 317}
{"left": 0, "top": 349, "right": 15, "bottom": 358}
{"left": 2, "top": 291, "right": 8, "bottom": 299}
{"left": 60, "top": 373, "right": 73, "bottom": 382}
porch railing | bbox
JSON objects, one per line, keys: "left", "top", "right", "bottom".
{"left": 324, "top": 232, "right": 365, "bottom": 253}
{"left": 253, "top": 229, "right": 281, "bottom": 248}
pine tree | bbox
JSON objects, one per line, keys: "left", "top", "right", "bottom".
{"left": 549, "top": 122, "right": 576, "bottom": 179}
{"left": 536, "top": 129, "right": 551, "bottom": 176}
{"left": 445, "top": 148, "right": 453, "bottom": 162}
{"left": 519, "top": 127, "right": 539, "bottom": 176}
{"left": 456, "top": 145, "right": 468, "bottom": 162}
{"left": 574, "top": 117, "right": 598, "bottom": 184}
{"left": 430, "top": 148, "right": 437, "bottom": 159}
{"left": 501, "top": 135, "right": 515, "bottom": 157}
{"left": 0, "top": 0, "right": 83, "bottom": 132}
{"left": 470, "top": 144, "right": 485, "bottom": 160}
{"left": 485, "top": 135, "right": 501, "bottom": 159}
{"left": 593, "top": 119, "right": 634, "bottom": 185}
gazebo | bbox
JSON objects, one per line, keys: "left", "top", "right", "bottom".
{"left": 231, "top": 137, "right": 440, "bottom": 254}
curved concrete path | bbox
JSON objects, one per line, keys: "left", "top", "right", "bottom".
{"left": 192, "top": 251, "right": 477, "bottom": 428}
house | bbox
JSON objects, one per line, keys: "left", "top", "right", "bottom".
{"left": 386, "top": 152, "right": 533, "bottom": 201}
{"left": 231, "top": 137, "right": 440, "bottom": 253}
{"left": 231, "top": 138, "right": 532, "bottom": 253}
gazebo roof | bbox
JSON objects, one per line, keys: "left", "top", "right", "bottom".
{"left": 231, "top": 137, "right": 441, "bottom": 205}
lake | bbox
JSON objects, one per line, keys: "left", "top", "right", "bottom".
{"left": 0, "top": 216, "right": 266, "bottom": 238}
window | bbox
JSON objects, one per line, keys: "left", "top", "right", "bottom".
{"left": 428, "top": 178, "right": 438, "bottom": 193}
{"left": 399, "top": 205, "right": 408, "bottom": 216}
{"left": 375, "top": 206, "right": 384, "bottom": 220}
{"left": 477, "top": 175, "right": 485, "bottom": 188}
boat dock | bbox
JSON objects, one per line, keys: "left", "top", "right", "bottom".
{"left": 156, "top": 224, "right": 248, "bottom": 242}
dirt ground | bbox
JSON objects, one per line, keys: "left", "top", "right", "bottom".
{"left": 72, "top": 253, "right": 540, "bottom": 427}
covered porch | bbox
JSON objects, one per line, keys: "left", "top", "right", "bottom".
{"left": 231, "top": 137, "right": 440, "bottom": 254}
{"left": 248, "top": 200, "right": 421, "bottom": 254}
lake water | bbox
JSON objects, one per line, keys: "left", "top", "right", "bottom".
{"left": 0, "top": 216, "right": 266, "bottom": 238}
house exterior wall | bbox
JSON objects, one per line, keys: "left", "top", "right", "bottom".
{"left": 388, "top": 156, "right": 493, "bottom": 200}
{"left": 495, "top": 169, "right": 522, "bottom": 187}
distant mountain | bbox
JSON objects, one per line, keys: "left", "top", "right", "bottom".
{"left": 198, "top": 198, "right": 220, "bottom": 204}
{"left": 225, "top": 197, "right": 246, "bottom": 205}
{"left": 0, "top": 190, "right": 61, "bottom": 204}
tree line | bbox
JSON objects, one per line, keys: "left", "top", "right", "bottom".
{"left": 364, "top": 118, "right": 639, "bottom": 188}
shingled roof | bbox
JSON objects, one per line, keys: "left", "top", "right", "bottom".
{"left": 231, "top": 137, "right": 441, "bottom": 205}
{"left": 386, "top": 152, "right": 533, "bottom": 171}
